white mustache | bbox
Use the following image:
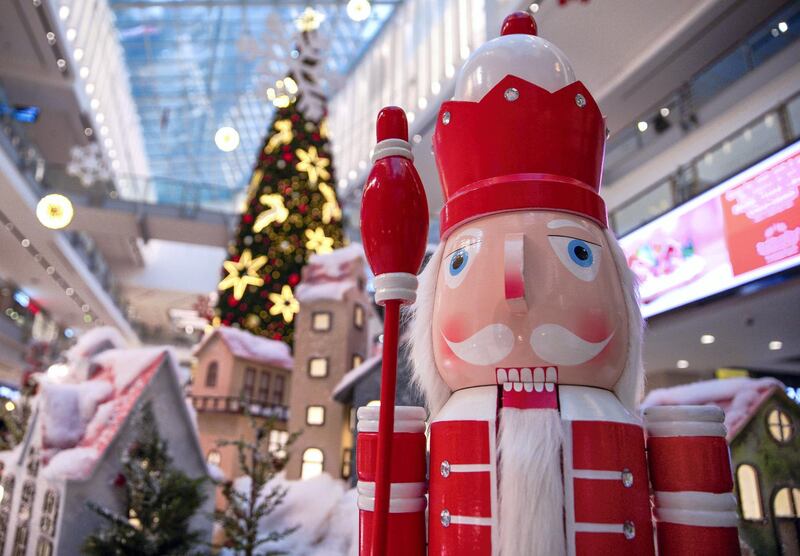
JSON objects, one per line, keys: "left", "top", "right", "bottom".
{"left": 530, "top": 324, "right": 613, "bottom": 366}
{"left": 444, "top": 324, "right": 515, "bottom": 366}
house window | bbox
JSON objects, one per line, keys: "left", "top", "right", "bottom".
{"left": 35, "top": 538, "right": 52, "bottom": 556}
{"left": 39, "top": 489, "right": 59, "bottom": 536}
{"left": 269, "top": 430, "right": 290, "bottom": 458}
{"left": 767, "top": 408, "right": 794, "bottom": 443}
{"left": 207, "top": 450, "right": 221, "bottom": 466}
{"left": 205, "top": 361, "right": 218, "bottom": 388}
{"left": 312, "top": 312, "right": 332, "bottom": 331}
{"left": 773, "top": 487, "right": 800, "bottom": 518}
{"left": 352, "top": 354, "right": 363, "bottom": 369}
{"left": 301, "top": 448, "right": 324, "bottom": 480}
{"left": 258, "top": 372, "right": 271, "bottom": 403}
{"left": 308, "top": 358, "right": 328, "bottom": 378}
{"left": 273, "top": 375, "right": 285, "bottom": 405}
{"left": 353, "top": 304, "right": 364, "bottom": 329}
{"left": 243, "top": 367, "right": 256, "bottom": 400}
{"left": 736, "top": 464, "right": 763, "bottom": 521}
{"left": 342, "top": 448, "right": 353, "bottom": 480}
{"left": 306, "top": 406, "right": 326, "bottom": 426}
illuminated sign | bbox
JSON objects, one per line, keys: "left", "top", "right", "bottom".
{"left": 619, "top": 140, "right": 800, "bottom": 318}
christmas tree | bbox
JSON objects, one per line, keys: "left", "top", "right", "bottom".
{"left": 213, "top": 414, "right": 298, "bottom": 555}
{"left": 215, "top": 30, "right": 344, "bottom": 344}
{"left": 82, "top": 403, "right": 207, "bottom": 556}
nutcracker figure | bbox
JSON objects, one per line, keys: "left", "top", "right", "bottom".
{"left": 358, "top": 11, "right": 741, "bottom": 556}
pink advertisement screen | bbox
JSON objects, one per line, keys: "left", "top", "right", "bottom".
{"left": 619, "top": 140, "right": 800, "bottom": 318}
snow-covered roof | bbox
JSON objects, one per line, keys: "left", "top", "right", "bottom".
{"left": 296, "top": 280, "right": 357, "bottom": 303}
{"left": 194, "top": 326, "right": 293, "bottom": 369}
{"left": 65, "top": 326, "right": 126, "bottom": 363}
{"left": 642, "top": 377, "right": 785, "bottom": 441}
{"left": 307, "top": 243, "right": 364, "bottom": 274}
{"left": 39, "top": 347, "right": 176, "bottom": 480}
{"left": 332, "top": 354, "right": 382, "bottom": 400}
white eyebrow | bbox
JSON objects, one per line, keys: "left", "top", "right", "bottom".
{"left": 451, "top": 227, "right": 482, "bottom": 244}
{"left": 547, "top": 218, "right": 590, "bottom": 232}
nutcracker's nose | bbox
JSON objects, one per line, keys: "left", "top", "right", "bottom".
{"left": 504, "top": 233, "right": 527, "bottom": 313}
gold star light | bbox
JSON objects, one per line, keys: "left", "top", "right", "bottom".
{"left": 218, "top": 249, "right": 267, "bottom": 300}
{"left": 253, "top": 194, "right": 289, "bottom": 233}
{"left": 269, "top": 285, "right": 299, "bottom": 323}
{"left": 295, "top": 146, "right": 330, "bottom": 185}
{"left": 319, "top": 118, "right": 329, "bottom": 139}
{"left": 305, "top": 227, "right": 335, "bottom": 254}
{"left": 295, "top": 7, "right": 325, "bottom": 32}
{"left": 319, "top": 182, "right": 341, "bottom": 224}
{"left": 265, "top": 119, "right": 294, "bottom": 154}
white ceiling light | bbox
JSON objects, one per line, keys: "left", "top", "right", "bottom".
{"left": 36, "top": 193, "right": 74, "bottom": 230}
{"left": 215, "top": 126, "right": 240, "bottom": 152}
{"left": 637, "top": 121, "right": 648, "bottom": 132}
{"left": 778, "top": 21, "right": 788, "bottom": 33}
{"left": 59, "top": 6, "right": 70, "bottom": 20}
{"left": 66, "top": 28, "right": 76, "bottom": 41}
{"left": 529, "top": 2, "right": 540, "bottom": 14}
{"left": 660, "top": 107, "right": 670, "bottom": 117}
{"left": 347, "top": 0, "right": 371, "bottom": 22}
{"left": 80, "top": 66, "right": 89, "bottom": 79}
{"left": 700, "top": 334, "right": 715, "bottom": 345}
{"left": 73, "top": 48, "right": 84, "bottom": 61}
{"left": 676, "top": 359, "right": 689, "bottom": 369}
{"left": 769, "top": 340, "right": 783, "bottom": 351}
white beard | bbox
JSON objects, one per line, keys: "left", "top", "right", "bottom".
{"left": 498, "top": 408, "right": 566, "bottom": 556}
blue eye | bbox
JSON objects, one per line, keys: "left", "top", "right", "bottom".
{"left": 448, "top": 248, "right": 469, "bottom": 276}
{"left": 567, "top": 239, "right": 594, "bottom": 267}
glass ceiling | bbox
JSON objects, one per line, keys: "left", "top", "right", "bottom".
{"left": 109, "top": 0, "right": 400, "bottom": 204}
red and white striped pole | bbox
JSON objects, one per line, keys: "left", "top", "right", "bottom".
{"left": 360, "top": 107, "right": 429, "bottom": 556}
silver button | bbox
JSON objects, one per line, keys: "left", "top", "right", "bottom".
{"left": 621, "top": 469, "right": 633, "bottom": 488}
{"left": 440, "top": 460, "right": 451, "bottom": 478}
{"left": 504, "top": 87, "right": 519, "bottom": 102}
{"left": 440, "top": 509, "right": 451, "bottom": 527}
{"left": 575, "top": 93, "right": 586, "bottom": 108}
{"left": 623, "top": 520, "right": 635, "bottom": 540}
{"left": 442, "top": 111, "right": 451, "bottom": 125}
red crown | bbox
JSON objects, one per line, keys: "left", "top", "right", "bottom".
{"left": 433, "top": 75, "right": 607, "bottom": 238}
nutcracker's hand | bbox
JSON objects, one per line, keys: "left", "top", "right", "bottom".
{"left": 644, "top": 405, "right": 741, "bottom": 556}
{"left": 357, "top": 405, "right": 428, "bottom": 556}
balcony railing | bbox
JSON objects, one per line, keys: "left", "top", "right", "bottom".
{"left": 611, "top": 90, "right": 800, "bottom": 237}
{"left": 605, "top": 1, "right": 800, "bottom": 178}
{"left": 190, "top": 395, "right": 289, "bottom": 421}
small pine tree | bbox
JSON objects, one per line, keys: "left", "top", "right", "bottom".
{"left": 213, "top": 414, "right": 298, "bottom": 556}
{"left": 82, "top": 402, "right": 207, "bottom": 556}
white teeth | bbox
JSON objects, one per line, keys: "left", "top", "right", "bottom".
{"left": 545, "top": 382, "right": 554, "bottom": 392}
{"left": 535, "top": 382, "right": 544, "bottom": 393}
{"left": 508, "top": 368, "right": 520, "bottom": 382}
{"left": 524, "top": 382, "right": 533, "bottom": 392}
{"left": 546, "top": 367, "right": 557, "bottom": 382}
{"left": 521, "top": 367, "right": 532, "bottom": 382}
{"left": 497, "top": 368, "right": 508, "bottom": 384}
{"left": 503, "top": 382, "right": 512, "bottom": 392}
{"left": 513, "top": 382, "right": 523, "bottom": 392}
{"left": 534, "top": 367, "right": 544, "bottom": 382}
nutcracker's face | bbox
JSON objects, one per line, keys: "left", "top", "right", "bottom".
{"left": 431, "top": 210, "right": 628, "bottom": 392}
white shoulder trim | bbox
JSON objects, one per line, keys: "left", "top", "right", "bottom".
{"left": 433, "top": 386, "right": 497, "bottom": 423}
{"left": 559, "top": 386, "right": 638, "bottom": 424}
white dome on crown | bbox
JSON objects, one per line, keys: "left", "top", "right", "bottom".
{"left": 454, "top": 33, "right": 576, "bottom": 102}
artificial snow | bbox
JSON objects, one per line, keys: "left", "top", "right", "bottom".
{"left": 40, "top": 380, "right": 113, "bottom": 449}
{"left": 296, "top": 280, "right": 357, "bottom": 303}
{"left": 197, "top": 327, "right": 293, "bottom": 369}
{"left": 41, "top": 446, "right": 100, "bottom": 481}
{"left": 65, "top": 326, "right": 126, "bottom": 363}
{"left": 207, "top": 463, "right": 226, "bottom": 483}
{"left": 256, "top": 473, "right": 358, "bottom": 556}
{"left": 307, "top": 243, "right": 364, "bottom": 272}
{"left": 642, "top": 377, "right": 784, "bottom": 440}
{"left": 333, "top": 354, "right": 382, "bottom": 398}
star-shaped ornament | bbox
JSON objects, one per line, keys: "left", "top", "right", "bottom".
{"left": 218, "top": 249, "right": 267, "bottom": 300}
{"left": 265, "top": 119, "right": 294, "bottom": 154}
{"left": 318, "top": 182, "right": 341, "bottom": 224}
{"left": 295, "top": 146, "right": 330, "bottom": 185}
{"left": 305, "top": 227, "right": 334, "bottom": 254}
{"left": 295, "top": 7, "right": 325, "bottom": 32}
{"left": 254, "top": 194, "right": 289, "bottom": 233}
{"left": 268, "top": 285, "right": 299, "bottom": 323}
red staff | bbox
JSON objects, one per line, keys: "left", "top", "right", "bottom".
{"left": 360, "top": 107, "right": 429, "bottom": 556}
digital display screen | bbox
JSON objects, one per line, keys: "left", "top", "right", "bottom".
{"left": 619, "top": 140, "right": 800, "bottom": 318}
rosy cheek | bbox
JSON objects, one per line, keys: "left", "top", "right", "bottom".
{"left": 570, "top": 312, "right": 615, "bottom": 343}
{"left": 439, "top": 313, "right": 472, "bottom": 343}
